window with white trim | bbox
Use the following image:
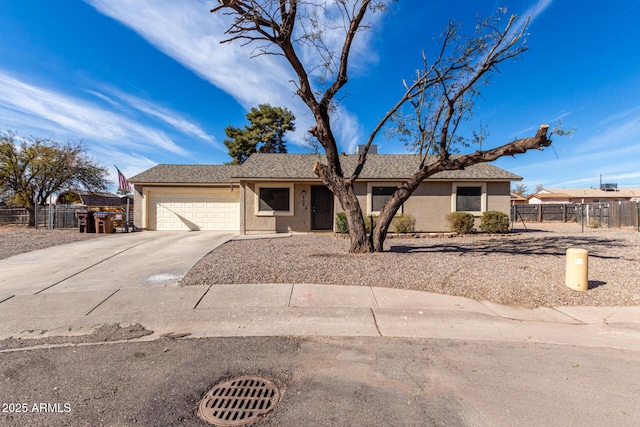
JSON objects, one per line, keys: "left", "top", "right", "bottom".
{"left": 452, "top": 183, "right": 486, "bottom": 214}
{"left": 367, "top": 182, "right": 402, "bottom": 215}
{"left": 371, "top": 186, "right": 396, "bottom": 212}
{"left": 256, "top": 184, "right": 294, "bottom": 216}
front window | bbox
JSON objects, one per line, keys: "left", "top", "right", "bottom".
{"left": 371, "top": 186, "right": 396, "bottom": 212}
{"left": 259, "top": 187, "right": 290, "bottom": 212}
{"left": 454, "top": 185, "right": 484, "bottom": 212}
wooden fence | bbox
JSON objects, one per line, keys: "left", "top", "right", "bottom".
{"left": 0, "top": 208, "right": 30, "bottom": 225}
{"left": 0, "top": 206, "right": 134, "bottom": 229}
{"left": 512, "top": 202, "right": 640, "bottom": 229}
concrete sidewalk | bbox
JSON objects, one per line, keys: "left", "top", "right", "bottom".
{"left": 1, "top": 283, "right": 639, "bottom": 351}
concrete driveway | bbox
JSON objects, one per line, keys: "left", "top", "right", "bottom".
{"left": 0, "top": 231, "right": 236, "bottom": 300}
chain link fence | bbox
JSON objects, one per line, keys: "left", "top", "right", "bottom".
{"left": 511, "top": 202, "right": 640, "bottom": 230}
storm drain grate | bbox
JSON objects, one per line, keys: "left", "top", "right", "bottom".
{"left": 198, "top": 376, "right": 280, "bottom": 426}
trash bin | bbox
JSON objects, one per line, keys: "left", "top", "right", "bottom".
{"left": 94, "top": 212, "right": 116, "bottom": 234}
{"left": 76, "top": 210, "right": 95, "bottom": 233}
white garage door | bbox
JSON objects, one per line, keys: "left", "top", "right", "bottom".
{"left": 148, "top": 189, "right": 239, "bottom": 231}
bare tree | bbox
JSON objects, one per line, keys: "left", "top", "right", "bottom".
{"left": 512, "top": 184, "right": 529, "bottom": 197}
{"left": 212, "top": 1, "right": 552, "bottom": 252}
{"left": 0, "top": 132, "right": 110, "bottom": 226}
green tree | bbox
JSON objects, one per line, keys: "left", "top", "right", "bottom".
{"left": 0, "top": 132, "right": 110, "bottom": 226}
{"left": 212, "top": 2, "right": 554, "bottom": 252}
{"left": 224, "top": 104, "right": 295, "bottom": 164}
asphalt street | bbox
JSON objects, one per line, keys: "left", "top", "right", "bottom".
{"left": 1, "top": 336, "right": 639, "bottom": 427}
{"left": 1, "top": 231, "right": 639, "bottom": 426}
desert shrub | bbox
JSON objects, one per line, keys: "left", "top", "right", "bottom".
{"left": 335, "top": 212, "right": 348, "bottom": 233}
{"left": 391, "top": 214, "right": 416, "bottom": 233}
{"left": 480, "top": 211, "right": 510, "bottom": 233}
{"left": 335, "top": 212, "right": 382, "bottom": 234}
{"left": 446, "top": 212, "right": 475, "bottom": 234}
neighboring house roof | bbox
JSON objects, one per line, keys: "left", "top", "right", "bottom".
{"left": 510, "top": 193, "right": 528, "bottom": 202}
{"left": 129, "top": 164, "right": 241, "bottom": 184}
{"left": 533, "top": 188, "right": 640, "bottom": 199}
{"left": 59, "top": 191, "right": 124, "bottom": 207}
{"left": 234, "top": 153, "right": 522, "bottom": 181}
{"left": 528, "top": 192, "right": 571, "bottom": 200}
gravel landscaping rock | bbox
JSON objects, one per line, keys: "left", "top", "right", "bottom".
{"left": 0, "top": 225, "right": 102, "bottom": 260}
{"left": 182, "top": 223, "right": 640, "bottom": 308}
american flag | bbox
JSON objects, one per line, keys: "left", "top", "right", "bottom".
{"left": 115, "top": 166, "right": 132, "bottom": 192}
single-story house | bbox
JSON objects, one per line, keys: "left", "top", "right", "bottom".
{"left": 528, "top": 188, "right": 640, "bottom": 204}
{"left": 129, "top": 153, "right": 522, "bottom": 233}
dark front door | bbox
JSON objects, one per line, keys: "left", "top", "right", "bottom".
{"left": 311, "top": 186, "right": 334, "bottom": 230}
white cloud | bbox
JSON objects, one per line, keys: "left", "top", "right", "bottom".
{"left": 577, "top": 109, "right": 640, "bottom": 154}
{"left": 0, "top": 71, "right": 188, "bottom": 156}
{"left": 100, "top": 88, "right": 219, "bottom": 147}
{"left": 85, "top": 90, "right": 122, "bottom": 109}
{"left": 332, "top": 106, "right": 364, "bottom": 155}
{"left": 85, "top": 0, "right": 383, "bottom": 152}
{"left": 86, "top": 0, "right": 297, "bottom": 109}
{"left": 90, "top": 146, "right": 158, "bottom": 181}
{"left": 523, "top": 0, "right": 554, "bottom": 23}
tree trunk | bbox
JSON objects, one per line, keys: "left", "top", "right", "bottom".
{"left": 372, "top": 182, "right": 419, "bottom": 252}
{"left": 27, "top": 205, "right": 36, "bottom": 227}
{"left": 314, "top": 160, "right": 372, "bottom": 253}
{"left": 344, "top": 200, "right": 371, "bottom": 253}
{"left": 332, "top": 179, "right": 372, "bottom": 253}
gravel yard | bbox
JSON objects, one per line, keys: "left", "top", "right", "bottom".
{"left": 182, "top": 223, "right": 640, "bottom": 308}
{"left": 0, "top": 225, "right": 102, "bottom": 259}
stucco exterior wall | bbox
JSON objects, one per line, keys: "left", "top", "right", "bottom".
{"left": 487, "top": 182, "right": 511, "bottom": 213}
{"left": 404, "top": 181, "right": 453, "bottom": 232}
{"left": 133, "top": 185, "right": 144, "bottom": 229}
{"left": 243, "top": 182, "right": 313, "bottom": 233}
{"left": 239, "top": 179, "right": 514, "bottom": 234}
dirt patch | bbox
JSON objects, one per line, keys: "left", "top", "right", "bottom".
{"left": 0, "top": 225, "right": 103, "bottom": 260}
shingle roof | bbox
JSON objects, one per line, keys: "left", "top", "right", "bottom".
{"left": 129, "top": 164, "right": 241, "bottom": 184}
{"left": 235, "top": 153, "right": 522, "bottom": 180}
{"left": 129, "top": 154, "right": 521, "bottom": 185}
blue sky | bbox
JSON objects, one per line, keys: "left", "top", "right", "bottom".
{"left": 1, "top": 0, "right": 639, "bottom": 193}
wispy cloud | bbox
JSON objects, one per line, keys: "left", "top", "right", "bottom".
{"left": 91, "top": 146, "right": 158, "bottom": 182}
{"left": 0, "top": 71, "right": 190, "bottom": 157}
{"left": 85, "top": 0, "right": 382, "bottom": 151}
{"left": 86, "top": 1, "right": 297, "bottom": 109}
{"left": 332, "top": 106, "right": 364, "bottom": 155}
{"left": 100, "top": 88, "right": 219, "bottom": 146}
{"left": 576, "top": 108, "right": 640, "bottom": 154}
{"left": 522, "top": 0, "right": 554, "bottom": 23}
